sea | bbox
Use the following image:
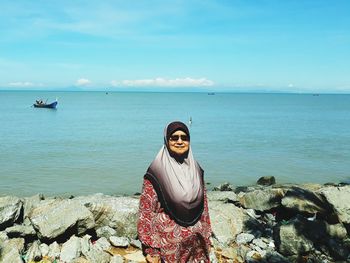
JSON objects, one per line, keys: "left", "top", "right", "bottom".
{"left": 0, "top": 91, "right": 349, "bottom": 197}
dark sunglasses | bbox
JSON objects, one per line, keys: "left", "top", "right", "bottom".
{"left": 169, "top": 135, "right": 189, "bottom": 142}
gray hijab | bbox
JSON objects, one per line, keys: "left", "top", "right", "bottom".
{"left": 145, "top": 121, "right": 204, "bottom": 226}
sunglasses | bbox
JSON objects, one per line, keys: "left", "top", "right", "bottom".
{"left": 169, "top": 135, "right": 189, "bottom": 142}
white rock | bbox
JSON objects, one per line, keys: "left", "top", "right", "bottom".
{"left": 236, "top": 233, "right": 255, "bottom": 245}
{"left": 39, "top": 243, "right": 50, "bottom": 257}
{"left": 60, "top": 235, "right": 81, "bottom": 262}
{"left": 48, "top": 241, "right": 61, "bottom": 259}
{"left": 110, "top": 255, "right": 124, "bottom": 263}
{"left": 94, "top": 237, "right": 111, "bottom": 251}
{"left": 109, "top": 236, "right": 129, "bottom": 247}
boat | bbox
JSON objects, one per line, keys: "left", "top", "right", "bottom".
{"left": 33, "top": 100, "right": 58, "bottom": 109}
{"left": 207, "top": 92, "right": 215, "bottom": 95}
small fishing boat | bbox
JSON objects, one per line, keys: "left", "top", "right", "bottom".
{"left": 33, "top": 99, "right": 58, "bottom": 109}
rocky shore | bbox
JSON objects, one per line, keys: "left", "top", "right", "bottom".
{"left": 1, "top": 177, "right": 350, "bottom": 263}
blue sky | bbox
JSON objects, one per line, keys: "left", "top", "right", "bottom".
{"left": 0, "top": 0, "right": 349, "bottom": 92}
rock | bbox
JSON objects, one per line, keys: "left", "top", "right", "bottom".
{"left": 212, "top": 182, "right": 234, "bottom": 191}
{"left": 110, "top": 255, "right": 124, "bottom": 263}
{"left": 94, "top": 237, "right": 111, "bottom": 251}
{"left": 96, "top": 226, "right": 117, "bottom": 239}
{"left": 245, "top": 250, "right": 262, "bottom": 262}
{"left": 84, "top": 247, "right": 111, "bottom": 263}
{"left": 275, "top": 217, "right": 313, "bottom": 256}
{"left": 25, "top": 241, "right": 42, "bottom": 262}
{"left": 60, "top": 235, "right": 82, "bottom": 262}
{"left": 257, "top": 176, "right": 276, "bottom": 186}
{"left": 5, "top": 218, "right": 36, "bottom": 238}
{"left": 109, "top": 236, "right": 129, "bottom": 247}
{"left": 281, "top": 187, "right": 330, "bottom": 215}
{"left": 22, "top": 193, "right": 44, "bottom": 219}
{"left": 318, "top": 185, "right": 350, "bottom": 224}
{"left": 130, "top": 239, "right": 142, "bottom": 249}
{"left": 0, "top": 196, "right": 22, "bottom": 230}
{"left": 0, "top": 238, "right": 25, "bottom": 263}
{"left": 39, "top": 243, "right": 49, "bottom": 257}
{"left": 264, "top": 250, "right": 290, "bottom": 263}
{"left": 239, "top": 188, "right": 285, "bottom": 211}
{"left": 48, "top": 241, "right": 61, "bottom": 259}
{"left": 326, "top": 238, "right": 350, "bottom": 261}
{"left": 71, "top": 257, "right": 90, "bottom": 263}
{"left": 80, "top": 234, "right": 92, "bottom": 256}
{"left": 75, "top": 194, "right": 139, "bottom": 238}
{"left": 0, "top": 231, "right": 8, "bottom": 242}
{"left": 207, "top": 191, "right": 237, "bottom": 202}
{"left": 252, "top": 238, "right": 267, "bottom": 249}
{"left": 209, "top": 200, "right": 248, "bottom": 245}
{"left": 326, "top": 223, "right": 348, "bottom": 239}
{"left": 29, "top": 199, "right": 95, "bottom": 240}
{"left": 236, "top": 233, "right": 255, "bottom": 245}
{"left": 123, "top": 250, "right": 146, "bottom": 262}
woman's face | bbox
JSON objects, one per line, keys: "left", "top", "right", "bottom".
{"left": 168, "top": 130, "right": 190, "bottom": 156}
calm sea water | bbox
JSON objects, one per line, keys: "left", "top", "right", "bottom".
{"left": 0, "top": 91, "right": 349, "bottom": 196}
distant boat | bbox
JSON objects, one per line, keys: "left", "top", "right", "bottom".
{"left": 208, "top": 92, "right": 215, "bottom": 95}
{"left": 33, "top": 99, "right": 58, "bottom": 109}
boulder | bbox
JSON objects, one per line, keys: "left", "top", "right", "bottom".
{"left": 22, "top": 193, "right": 44, "bottom": 219}
{"left": 0, "top": 196, "right": 22, "bottom": 230}
{"left": 5, "top": 218, "right": 36, "bottom": 238}
{"left": 212, "top": 182, "right": 234, "bottom": 191}
{"left": 257, "top": 176, "right": 276, "bottom": 186}
{"left": 60, "top": 235, "right": 82, "bottom": 262}
{"left": 207, "top": 191, "right": 237, "bottom": 202}
{"left": 0, "top": 238, "right": 25, "bottom": 263}
{"left": 109, "top": 236, "right": 130, "bottom": 247}
{"left": 84, "top": 247, "right": 111, "bottom": 263}
{"left": 48, "top": 241, "right": 61, "bottom": 259}
{"left": 94, "top": 237, "right": 111, "bottom": 251}
{"left": 275, "top": 217, "right": 313, "bottom": 256}
{"left": 75, "top": 194, "right": 139, "bottom": 238}
{"left": 25, "top": 240, "right": 42, "bottom": 262}
{"left": 96, "top": 226, "right": 117, "bottom": 239}
{"left": 318, "top": 185, "right": 350, "bottom": 224}
{"left": 281, "top": 187, "right": 330, "bottom": 215}
{"left": 209, "top": 201, "right": 248, "bottom": 245}
{"left": 239, "top": 188, "right": 285, "bottom": 212}
{"left": 29, "top": 199, "right": 95, "bottom": 240}
{"left": 236, "top": 233, "right": 255, "bottom": 245}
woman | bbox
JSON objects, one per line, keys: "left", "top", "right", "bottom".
{"left": 137, "top": 121, "right": 212, "bottom": 263}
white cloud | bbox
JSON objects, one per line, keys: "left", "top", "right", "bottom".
{"left": 9, "top": 81, "right": 34, "bottom": 87}
{"left": 76, "top": 78, "right": 91, "bottom": 86}
{"left": 111, "top": 77, "right": 214, "bottom": 87}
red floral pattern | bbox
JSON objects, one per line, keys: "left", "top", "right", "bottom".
{"left": 138, "top": 179, "right": 212, "bottom": 263}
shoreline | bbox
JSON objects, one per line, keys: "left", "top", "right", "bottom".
{"left": 1, "top": 177, "right": 350, "bottom": 262}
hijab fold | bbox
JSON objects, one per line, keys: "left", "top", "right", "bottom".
{"left": 144, "top": 122, "right": 204, "bottom": 227}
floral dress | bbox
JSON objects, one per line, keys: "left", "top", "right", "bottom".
{"left": 138, "top": 179, "right": 212, "bottom": 263}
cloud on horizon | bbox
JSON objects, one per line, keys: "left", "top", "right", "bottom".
{"left": 8, "top": 81, "right": 35, "bottom": 87}
{"left": 76, "top": 78, "right": 91, "bottom": 86}
{"left": 111, "top": 77, "right": 214, "bottom": 88}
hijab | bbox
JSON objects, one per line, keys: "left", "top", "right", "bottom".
{"left": 144, "top": 121, "right": 204, "bottom": 227}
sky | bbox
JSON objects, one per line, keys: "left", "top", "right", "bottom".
{"left": 0, "top": 0, "right": 349, "bottom": 93}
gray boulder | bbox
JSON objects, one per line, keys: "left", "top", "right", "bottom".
{"left": 60, "top": 235, "right": 82, "bottom": 262}
{"left": 207, "top": 191, "right": 237, "bottom": 202}
{"left": 0, "top": 196, "right": 22, "bottom": 229}
{"left": 239, "top": 188, "right": 285, "bottom": 212}
{"left": 29, "top": 199, "right": 95, "bottom": 240}
{"left": 257, "top": 176, "right": 276, "bottom": 186}
{"left": 75, "top": 194, "right": 139, "bottom": 238}
{"left": 48, "top": 241, "right": 61, "bottom": 259}
{"left": 5, "top": 218, "right": 36, "bottom": 238}
{"left": 109, "top": 236, "right": 130, "bottom": 247}
{"left": 84, "top": 247, "right": 111, "bottom": 263}
{"left": 281, "top": 187, "right": 330, "bottom": 215}
{"left": 96, "top": 226, "right": 117, "bottom": 239}
{"left": 209, "top": 200, "right": 248, "bottom": 245}
{"left": 0, "top": 238, "right": 25, "bottom": 263}
{"left": 318, "top": 185, "right": 350, "bottom": 224}
{"left": 275, "top": 217, "right": 313, "bottom": 256}
{"left": 25, "top": 241, "right": 42, "bottom": 262}
{"left": 22, "top": 194, "right": 44, "bottom": 219}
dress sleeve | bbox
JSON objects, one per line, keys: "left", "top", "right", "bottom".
{"left": 137, "top": 178, "right": 161, "bottom": 257}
